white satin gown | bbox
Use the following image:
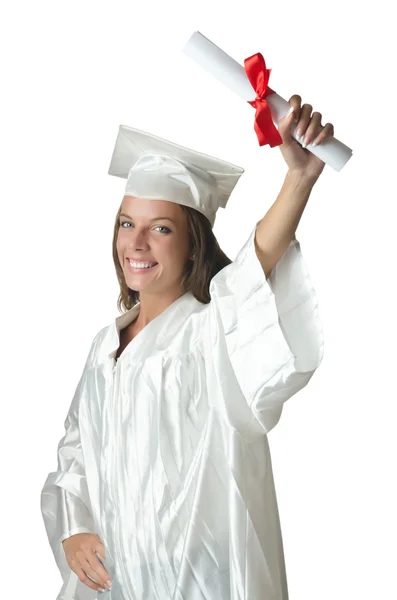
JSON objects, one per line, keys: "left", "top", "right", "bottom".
{"left": 41, "top": 222, "right": 324, "bottom": 600}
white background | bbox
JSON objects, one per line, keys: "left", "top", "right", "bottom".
{"left": 2, "top": 0, "right": 396, "bottom": 598}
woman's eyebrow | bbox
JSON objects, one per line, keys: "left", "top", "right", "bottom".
{"left": 119, "top": 213, "right": 176, "bottom": 224}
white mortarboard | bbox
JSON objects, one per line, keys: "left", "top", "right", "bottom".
{"left": 108, "top": 125, "right": 245, "bottom": 228}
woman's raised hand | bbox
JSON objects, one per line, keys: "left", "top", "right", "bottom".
{"left": 277, "top": 94, "right": 335, "bottom": 183}
{"left": 62, "top": 533, "right": 112, "bottom": 593}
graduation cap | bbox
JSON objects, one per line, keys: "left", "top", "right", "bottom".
{"left": 108, "top": 125, "right": 245, "bottom": 228}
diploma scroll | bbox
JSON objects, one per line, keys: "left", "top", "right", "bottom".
{"left": 183, "top": 32, "right": 353, "bottom": 172}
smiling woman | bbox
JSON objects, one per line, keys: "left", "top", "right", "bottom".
{"left": 112, "top": 193, "right": 233, "bottom": 312}
{"left": 41, "top": 124, "right": 324, "bottom": 600}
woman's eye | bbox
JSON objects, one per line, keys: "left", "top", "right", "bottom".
{"left": 119, "top": 221, "right": 171, "bottom": 234}
{"left": 155, "top": 226, "right": 171, "bottom": 234}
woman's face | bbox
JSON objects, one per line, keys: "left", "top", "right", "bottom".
{"left": 116, "top": 195, "right": 191, "bottom": 297}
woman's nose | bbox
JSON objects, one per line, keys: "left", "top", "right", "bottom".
{"left": 129, "top": 230, "right": 150, "bottom": 249}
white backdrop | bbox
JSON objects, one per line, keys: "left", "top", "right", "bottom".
{"left": 2, "top": 0, "right": 396, "bottom": 598}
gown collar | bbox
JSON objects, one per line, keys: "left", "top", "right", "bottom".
{"left": 100, "top": 290, "right": 201, "bottom": 364}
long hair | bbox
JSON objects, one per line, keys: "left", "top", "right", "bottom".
{"left": 112, "top": 203, "right": 232, "bottom": 314}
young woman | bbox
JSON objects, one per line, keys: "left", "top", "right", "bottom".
{"left": 41, "top": 95, "right": 332, "bottom": 600}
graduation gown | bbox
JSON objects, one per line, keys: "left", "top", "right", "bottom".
{"left": 41, "top": 222, "right": 324, "bottom": 600}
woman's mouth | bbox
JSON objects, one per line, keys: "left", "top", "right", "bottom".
{"left": 127, "top": 259, "right": 159, "bottom": 274}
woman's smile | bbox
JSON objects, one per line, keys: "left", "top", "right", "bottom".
{"left": 126, "top": 259, "right": 159, "bottom": 275}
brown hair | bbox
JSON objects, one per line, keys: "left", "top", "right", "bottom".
{"left": 112, "top": 203, "right": 232, "bottom": 314}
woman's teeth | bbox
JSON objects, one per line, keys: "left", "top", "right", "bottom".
{"left": 128, "top": 260, "right": 157, "bottom": 269}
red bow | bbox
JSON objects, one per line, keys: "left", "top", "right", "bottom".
{"left": 244, "top": 53, "right": 283, "bottom": 148}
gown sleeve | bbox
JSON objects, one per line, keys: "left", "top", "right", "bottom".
{"left": 40, "top": 331, "right": 102, "bottom": 599}
{"left": 206, "top": 221, "right": 324, "bottom": 436}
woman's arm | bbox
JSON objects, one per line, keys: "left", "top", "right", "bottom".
{"left": 255, "top": 93, "right": 335, "bottom": 278}
{"left": 254, "top": 170, "right": 315, "bottom": 279}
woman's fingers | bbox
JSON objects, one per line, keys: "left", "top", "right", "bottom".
{"left": 288, "top": 94, "right": 302, "bottom": 121}
{"left": 75, "top": 551, "right": 111, "bottom": 591}
{"left": 301, "top": 111, "right": 322, "bottom": 147}
{"left": 86, "top": 551, "right": 112, "bottom": 589}
{"left": 295, "top": 103, "right": 313, "bottom": 138}
{"left": 72, "top": 561, "right": 106, "bottom": 592}
{"left": 312, "top": 122, "right": 334, "bottom": 146}
{"left": 278, "top": 94, "right": 302, "bottom": 144}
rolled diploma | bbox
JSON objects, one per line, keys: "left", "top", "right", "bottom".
{"left": 183, "top": 32, "right": 353, "bottom": 172}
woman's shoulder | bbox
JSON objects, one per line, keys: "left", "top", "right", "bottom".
{"left": 84, "top": 324, "right": 113, "bottom": 366}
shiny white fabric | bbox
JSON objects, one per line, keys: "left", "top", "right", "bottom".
{"left": 41, "top": 222, "right": 324, "bottom": 600}
{"left": 107, "top": 125, "right": 245, "bottom": 230}
{"left": 125, "top": 155, "right": 223, "bottom": 229}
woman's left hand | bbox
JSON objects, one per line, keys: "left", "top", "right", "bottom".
{"left": 277, "top": 94, "right": 335, "bottom": 183}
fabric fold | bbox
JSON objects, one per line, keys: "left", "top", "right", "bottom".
{"left": 40, "top": 336, "right": 100, "bottom": 600}
{"left": 207, "top": 221, "right": 324, "bottom": 435}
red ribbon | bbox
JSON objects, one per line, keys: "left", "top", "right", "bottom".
{"left": 244, "top": 53, "right": 283, "bottom": 148}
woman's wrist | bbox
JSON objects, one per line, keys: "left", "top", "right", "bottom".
{"left": 285, "top": 168, "right": 319, "bottom": 190}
